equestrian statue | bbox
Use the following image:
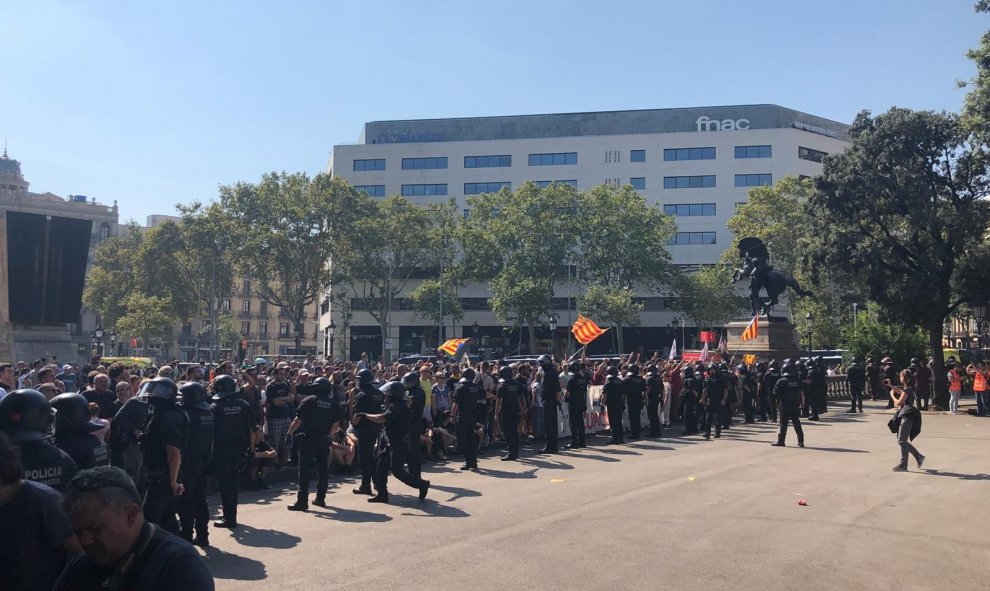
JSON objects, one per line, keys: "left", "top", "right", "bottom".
{"left": 731, "top": 237, "right": 811, "bottom": 318}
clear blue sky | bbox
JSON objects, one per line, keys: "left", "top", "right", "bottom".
{"left": 1, "top": 0, "right": 986, "bottom": 224}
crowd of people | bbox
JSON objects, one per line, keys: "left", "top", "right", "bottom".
{"left": 0, "top": 347, "right": 977, "bottom": 590}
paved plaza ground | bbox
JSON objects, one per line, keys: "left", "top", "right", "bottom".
{"left": 202, "top": 402, "right": 990, "bottom": 590}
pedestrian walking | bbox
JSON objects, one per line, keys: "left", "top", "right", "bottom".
{"left": 890, "top": 369, "right": 925, "bottom": 471}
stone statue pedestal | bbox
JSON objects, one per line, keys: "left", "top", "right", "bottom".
{"left": 725, "top": 318, "right": 802, "bottom": 362}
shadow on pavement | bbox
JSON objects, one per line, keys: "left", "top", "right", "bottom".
{"left": 201, "top": 546, "right": 267, "bottom": 581}
{"left": 923, "top": 469, "right": 990, "bottom": 480}
{"left": 310, "top": 505, "right": 394, "bottom": 523}
{"left": 396, "top": 498, "right": 471, "bottom": 518}
{"left": 228, "top": 524, "right": 302, "bottom": 549}
{"left": 801, "top": 446, "right": 869, "bottom": 453}
{"left": 587, "top": 445, "right": 642, "bottom": 456}
{"left": 557, "top": 450, "right": 621, "bottom": 462}
{"left": 475, "top": 466, "right": 538, "bottom": 479}
{"left": 430, "top": 483, "right": 482, "bottom": 502}
{"left": 517, "top": 456, "right": 574, "bottom": 469}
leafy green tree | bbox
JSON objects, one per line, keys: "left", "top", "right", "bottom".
{"left": 843, "top": 304, "right": 928, "bottom": 369}
{"left": 115, "top": 293, "right": 175, "bottom": 356}
{"left": 670, "top": 265, "right": 746, "bottom": 336}
{"left": 809, "top": 108, "right": 990, "bottom": 408}
{"left": 82, "top": 222, "right": 145, "bottom": 327}
{"left": 960, "top": 2, "right": 990, "bottom": 141}
{"left": 409, "top": 278, "right": 463, "bottom": 349}
{"left": 577, "top": 285, "right": 643, "bottom": 353}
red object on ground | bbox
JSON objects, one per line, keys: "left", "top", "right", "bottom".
{"left": 798, "top": 499, "right": 808, "bottom": 506}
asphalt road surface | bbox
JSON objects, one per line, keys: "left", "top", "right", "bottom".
{"left": 202, "top": 403, "right": 990, "bottom": 590}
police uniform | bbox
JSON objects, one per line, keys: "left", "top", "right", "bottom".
{"left": 565, "top": 368, "right": 589, "bottom": 448}
{"left": 739, "top": 369, "right": 757, "bottom": 424}
{"left": 703, "top": 370, "right": 725, "bottom": 439}
{"left": 809, "top": 362, "right": 827, "bottom": 419}
{"left": 140, "top": 399, "right": 189, "bottom": 534}
{"left": 109, "top": 397, "right": 149, "bottom": 481}
{"left": 16, "top": 439, "right": 78, "bottom": 491}
{"left": 210, "top": 389, "right": 251, "bottom": 528}
{"left": 405, "top": 381, "right": 426, "bottom": 480}
{"left": 289, "top": 385, "right": 337, "bottom": 510}
{"left": 352, "top": 379, "right": 385, "bottom": 493}
{"left": 540, "top": 363, "right": 561, "bottom": 453}
{"left": 645, "top": 370, "right": 664, "bottom": 437}
{"left": 453, "top": 376, "right": 481, "bottom": 468}
{"left": 177, "top": 386, "right": 214, "bottom": 545}
{"left": 762, "top": 366, "right": 782, "bottom": 423}
{"left": 496, "top": 373, "right": 524, "bottom": 460}
{"left": 622, "top": 372, "right": 646, "bottom": 439}
{"left": 602, "top": 373, "right": 625, "bottom": 443}
{"left": 846, "top": 361, "right": 866, "bottom": 413}
{"left": 50, "top": 393, "right": 110, "bottom": 472}
{"left": 369, "top": 383, "right": 429, "bottom": 503}
{"left": 681, "top": 372, "right": 701, "bottom": 435}
{"left": 54, "top": 430, "right": 108, "bottom": 471}
{"left": 773, "top": 370, "right": 805, "bottom": 447}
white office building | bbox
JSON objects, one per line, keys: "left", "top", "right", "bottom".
{"left": 322, "top": 104, "right": 850, "bottom": 361}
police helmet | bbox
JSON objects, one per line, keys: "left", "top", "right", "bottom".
{"left": 606, "top": 366, "right": 619, "bottom": 377}
{"left": 179, "top": 382, "right": 211, "bottom": 410}
{"left": 379, "top": 380, "right": 406, "bottom": 400}
{"left": 736, "top": 364, "right": 748, "bottom": 374}
{"left": 694, "top": 370, "right": 705, "bottom": 380}
{"left": 910, "top": 357, "right": 921, "bottom": 366}
{"left": 254, "top": 357, "right": 269, "bottom": 366}
{"left": 357, "top": 368, "right": 375, "bottom": 386}
{"left": 211, "top": 375, "right": 237, "bottom": 399}
{"left": 498, "top": 366, "right": 514, "bottom": 381}
{"left": 461, "top": 367, "right": 477, "bottom": 382}
{"left": 51, "top": 392, "right": 105, "bottom": 434}
{"left": 138, "top": 377, "right": 178, "bottom": 401}
{"left": 627, "top": 364, "right": 640, "bottom": 376}
{"left": 815, "top": 355, "right": 824, "bottom": 365}
{"left": 781, "top": 363, "right": 796, "bottom": 375}
{"left": 401, "top": 371, "right": 420, "bottom": 389}
{"left": 795, "top": 360, "right": 806, "bottom": 368}
{"left": 568, "top": 361, "right": 581, "bottom": 373}
{"left": 646, "top": 365, "right": 658, "bottom": 375}
{"left": 312, "top": 377, "right": 332, "bottom": 397}
{"left": 537, "top": 354, "right": 552, "bottom": 366}
{"left": 0, "top": 389, "right": 55, "bottom": 441}
{"left": 881, "top": 357, "right": 892, "bottom": 365}
{"left": 946, "top": 361, "right": 956, "bottom": 370}
{"left": 768, "top": 360, "right": 779, "bottom": 370}
{"left": 851, "top": 356, "right": 861, "bottom": 364}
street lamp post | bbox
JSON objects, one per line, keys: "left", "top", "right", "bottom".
{"left": 805, "top": 312, "right": 813, "bottom": 358}
{"left": 852, "top": 302, "right": 858, "bottom": 330}
{"left": 549, "top": 315, "right": 557, "bottom": 357}
{"left": 95, "top": 324, "right": 104, "bottom": 359}
{"left": 110, "top": 330, "right": 117, "bottom": 356}
{"left": 972, "top": 299, "right": 987, "bottom": 351}
{"left": 329, "top": 320, "right": 336, "bottom": 361}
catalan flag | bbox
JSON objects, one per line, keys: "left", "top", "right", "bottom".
{"left": 740, "top": 315, "right": 759, "bottom": 342}
{"left": 571, "top": 315, "right": 608, "bottom": 345}
{"left": 438, "top": 338, "right": 470, "bottom": 356}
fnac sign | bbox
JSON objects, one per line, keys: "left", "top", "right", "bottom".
{"left": 696, "top": 116, "right": 750, "bottom": 132}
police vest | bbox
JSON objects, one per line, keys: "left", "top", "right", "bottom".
{"left": 301, "top": 395, "right": 337, "bottom": 437}
{"left": 212, "top": 398, "right": 250, "bottom": 446}
{"left": 498, "top": 380, "right": 522, "bottom": 410}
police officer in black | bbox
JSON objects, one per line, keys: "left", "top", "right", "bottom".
{"left": 538, "top": 356, "right": 561, "bottom": 454}
{"left": 177, "top": 382, "right": 214, "bottom": 546}
{"left": 564, "top": 361, "right": 589, "bottom": 449}
{"left": 351, "top": 368, "right": 384, "bottom": 494}
{"left": 623, "top": 364, "right": 646, "bottom": 440}
{"left": 759, "top": 361, "right": 780, "bottom": 422}
{"left": 286, "top": 377, "right": 337, "bottom": 511}
{"left": 358, "top": 381, "right": 430, "bottom": 503}
{"left": 210, "top": 375, "right": 252, "bottom": 529}
{"left": 645, "top": 364, "right": 664, "bottom": 437}
{"left": 737, "top": 365, "right": 758, "bottom": 424}
{"left": 602, "top": 367, "right": 625, "bottom": 443}
{"left": 452, "top": 367, "right": 482, "bottom": 469}
{"left": 808, "top": 357, "right": 827, "bottom": 420}
{"left": 496, "top": 365, "right": 525, "bottom": 460}
{"left": 772, "top": 362, "right": 805, "bottom": 447}
{"left": 137, "top": 377, "right": 188, "bottom": 534}
{"left": 0, "top": 389, "right": 77, "bottom": 491}
{"left": 50, "top": 392, "right": 109, "bottom": 470}
{"left": 845, "top": 357, "right": 866, "bottom": 413}
{"left": 681, "top": 369, "right": 701, "bottom": 435}
{"left": 701, "top": 365, "right": 726, "bottom": 440}
{"left": 402, "top": 371, "right": 426, "bottom": 480}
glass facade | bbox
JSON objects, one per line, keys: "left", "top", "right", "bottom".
{"left": 528, "top": 152, "right": 578, "bottom": 166}
{"left": 401, "top": 184, "right": 448, "bottom": 196}
{"left": 465, "top": 155, "right": 511, "bottom": 168}
{"left": 630, "top": 177, "right": 646, "bottom": 190}
{"left": 663, "top": 203, "right": 716, "bottom": 216}
{"left": 464, "top": 182, "right": 511, "bottom": 194}
{"left": 735, "top": 174, "right": 773, "bottom": 187}
{"left": 668, "top": 232, "right": 717, "bottom": 245}
{"left": 354, "top": 185, "right": 386, "bottom": 197}
{"left": 734, "top": 145, "right": 772, "bottom": 159}
{"left": 402, "top": 157, "right": 448, "bottom": 170}
{"left": 353, "top": 158, "right": 386, "bottom": 171}
{"left": 630, "top": 149, "right": 646, "bottom": 162}
{"left": 798, "top": 146, "right": 828, "bottom": 163}
{"left": 663, "top": 175, "right": 716, "bottom": 189}
{"left": 663, "top": 147, "right": 716, "bottom": 161}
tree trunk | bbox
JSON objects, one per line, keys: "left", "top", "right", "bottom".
{"left": 929, "top": 323, "right": 949, "bottom": 410}
{"left": 380, "top": 318, "right": 388, "bottom": 363}
{"left": 615, "top": 324, "right": 625, "bottom": 355}
{"left": 527, "top": 320, "right": 537, "bottom": 356}
{"left": 294, "top": 315, "right": 303, "bottom": 355}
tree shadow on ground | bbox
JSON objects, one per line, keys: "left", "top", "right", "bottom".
{"left": 228, "top": 524, "right": 302, "bottom": 549}
{"left": 200, "top": 546, "right": 267, "bottom": 581}
{"left": 394, "top": 497, "right": 471, "bottom": 518}
{"left": 923, "top": 469, "right": 990, "bottom": 480}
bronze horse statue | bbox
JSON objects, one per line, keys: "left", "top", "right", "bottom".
{"left": 731, "top": 237, "right": 811, "bottom": 317}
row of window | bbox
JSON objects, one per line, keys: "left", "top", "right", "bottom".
{"left": 668, "top": 231, "right": 718, "bottom": 245}
{"left": 402, "top": 157, "right": 447, "bottom": 170}
{"left": 354, "top": 185, "right": 386, "bottom": 197}
{"left": 239, "top": 321, "right": 290, "bottom": 336}
{"left": 664, "top": 203, "right": 716, "bottom": 216}
{"left": 401, "top": 184, "right": 448, "bottom": 196}
{"left": 464, "top": 182, "right": 511, "bottom": 195}
{"left": 664, "top": 175, "right": 717, "bottom": 189}
{"left": 535, "top": 180, "right": 577, "bottom": 188}
{"left": 528, "top": 152, "right": 578, "bottom": 166}
{"left": 465, "top": 155, "right": 511, "bottom": 168}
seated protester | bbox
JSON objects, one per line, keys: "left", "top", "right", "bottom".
{"left": 431, "top": 410, "right": 458, "bottom": 457}
{"left": 250, "top": 427, "right": 276, "bottom": 489}
{"left": 0, "top": 432, "right": 80, "bottom": 591}
{"left": 330, "top": 424, "right": 358, "bottom": 473}
{"left": 53, "top": 466, "right": 214, "bottom": 591}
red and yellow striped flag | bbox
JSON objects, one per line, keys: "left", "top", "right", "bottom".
{"left": 438, "top": 338, "right": 470, "bottom": 356}
{"left": 740, "top": 315, "right": 759, "bottom": 342}
{"left": 571, "top": 315, "right": 608, "bottom": 345}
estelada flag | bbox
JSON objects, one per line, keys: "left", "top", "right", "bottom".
{"left": 438, "top": 338, "right": 470, "bottom": 356}
{"left": 740, "top": 315, "right": 759, "bottom": 342}
{"left": 571, "top": 315, "right": 608, "bottom": 345}
{"left": 743, "top": 354, "right": 757, "bottom": 365}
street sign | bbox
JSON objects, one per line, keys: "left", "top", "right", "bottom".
{"left": 385, "top": 339, "right": 393, "bottom": 348}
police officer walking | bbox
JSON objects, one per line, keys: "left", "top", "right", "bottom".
{"left": 452, "top": 367, "right": 482, "bottom": 469}
{"left": 0, "top": 389, "right": 77, "bottom": 491}
{"left": 564, "top": 361, "right": 588, "bottom": 449}
{"left": 351, "top": 368, "right": 384, "bottom": 495}
{"left": 496, "top": 365, "right": 525, "bottom": 461}
{"left": 50, "top": 392, "right": 109, "bottom": 470}
{"left": 681, "top": 369, "right": 701, "bottom": 436}
{"left": 538, "top": 356, "right": 561, "bottom": 454}
{"left": 700, "top": 365, "right": 726, "bottom": 440}
{"left": 761, "top": 361, "right": 781, "bottom": 423}
{"left": 772, "top": 362, "right": 805, "bottom": 447}
{"left": 602, "top": 367, "right": 625, "bottom": 444}
{"left": 623, "top": 364, "right": 646, "bottom": 440}
{"left": 845, "top": 357, "right": 866, "bottom": 413}
{"left": 177, "top": 382, "right": 214, "bottom": 546}
{"left": 645, "top": 365, "right": 664, "bottom": 437}
{"left": 358, "top": 381, "right": 430, "bottom": 503}
{"left": 137, "top": 377, "right": 187, "bottom": 534}
{"left": 737, "top": 365, "right": 758, "bottom": 424}
{"left": 286, "top": 377, "right": 337, "bottom": 512}
{"left": 210, "top": 375, "right": 252, "bottom": 529}
{"left": 402, "top": 371, "right": 426, "bottom": 480}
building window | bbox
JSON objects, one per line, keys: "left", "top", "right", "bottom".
{"left": 464, "top": 155, "right": 511, "bottom": 168}
{"left": 241, "top": 299, "right": 251, "bottom": 312}
{"left": 353, "top": 158, "right": 386, "bottom": 171}
{"left": 242, "top": 279, "right": 251, "bottom": 295}
{"left": 735, "top": 174, "right": 773, "bottom": 187}
{"left": 734, "top": 145, "right": 772, "bottom": 159}
{"left": 464, "top": 182, "right": 511, "bottom": 195}
{"left": 401, "top": 157, "right": 448, "bottom": 170}
{"left": 279, "top": 323, "right": 290, "bottom": 336}
{"left": 401, "top": 184, "right": 448, "bottom": 196}
{"left": 354, "top": 185, "right": 386, "bottom": 197}
{"left": 259, "top": 321, "right": 268, "bottom": 335}
{"left": 241, "top": 321, "right": 251, "bottom": 334}
{"left": 99, "top": 223, "right": 111, "bottom": 241}
{"left": 221, "top": 298, "right": 231, "bottom": 312}
{"left": 663, "top": 175, "right": 716, "bottom": 189}
{"left": 630, "top": 177, "right": 646, "bottom": 190}
{"left": 663, "top": 147, "right": 716, "bottom": 161}
{"left": 663, "top": 203, "right": 716, "bottom": 216}
{"left": 528, "top": 152, "right": 578, "bottom": 166}
{"left": 604, "top": 150, "right": 621, "bottom": 163}
{"left": 260, "top": 301, "right": 268, "bottom": 315}
{"left": 798, "top": 146, "right": 828, "bottom": 163}
{"left": 668, "top": 232, "right": 717, "bottom": 245}
{"left": 535, "top": 180, "right": 578, "bottom": 188}
{"left": 630, "top": 150, "right": 646, "bottom": 162}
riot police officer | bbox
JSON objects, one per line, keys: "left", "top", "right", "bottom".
{"left": 623, "top": 364, "right": 646, "bottom": 439}
{"left": 210, "top": 375, "right": 252, "bottom": 528}
{"left": 564, "top": 361, "right": 588, "bottom": 449}
{"left": 681, "top": 369, "right": 701, "bottom": 435}
{"left": 846, "top": 357, "right": 866, "bottom": 413}
{"left": 538, "top": 355, "right": 561, "bottom": 454}
{"left": 645, "top": 365, "right": 664, "bottom": 437}
{"left": 701, "top": 365, "right": 726, "bottom": 439}
{"left": 452, "top": 367, "right": 482, "bottom": 469}
{"left": 351, "top": 368, "right": 384, "bottom": 494}
{"left": 286, "top": 376, "right": 337, "bottom": 511}
{"left": 176, "top": 382, "right": 214, "bottom": 546}
{"left": 808, "top": 356, "right": 827, "bottom": 420}
{"left": 402, "top": 371, "right": 426, "bottom": 480}
{"left": 50, "top": 392, "right": 109, "bottom": 470}
{"left": 0, "top": 389, "right": 76, "bottom": 491}
{"left": 737, "top": 365, "right": 758, "bottom": 424}
{"left": 358, "top": 381, "right": 429, "bottom": 503}
{"left": 137, "top": 377, "right": 188, "bottom": 534}
{"left": 496, "top": 365, "right": 525, "bottom": 461}
{"left": 772, "top": 363, "right": 805, "bottom": 447}
{"left": 602, "top": 367, "right": 625, "bottom": 444}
